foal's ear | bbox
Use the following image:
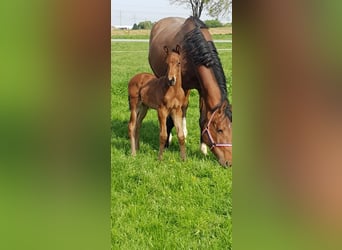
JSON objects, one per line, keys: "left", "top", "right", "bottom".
{"left": 163, "top": 46, "right": 169, "bottom": 55}
{"left": 175, "top": 44, "right": 181, "bottom": 54}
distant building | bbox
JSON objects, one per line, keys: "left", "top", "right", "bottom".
{"left": 112, "top": 25, "right": 133, "bottom": 30}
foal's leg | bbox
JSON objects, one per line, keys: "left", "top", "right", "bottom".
{"left": 128, "top": 104, "right": 137, "bottom": 156}
{"left": 165, "top": 90, "right": 190, "bottom": 148}
{"left": 158, "top": 108, "right": 168, "bottom": 160}
{"left": 135, "top": 105, "right": 148, "bottom": 151}
{"left": 171, "top": 108, "right": 186, "bottom": 161}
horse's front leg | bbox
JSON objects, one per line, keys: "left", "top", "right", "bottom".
{"left": 181, "top": 90, "right": 191, "bottom": 139}
{"left": 171, "top": 108, "right": 186, "bottom": 161}
{"left": 200, "top": 139, "right": 208, "bottom": 155}
{"left": 199, "top": 96, "right": 208, "bottom": 155}
{"left": 158, "top": 108, "right": 168, "bottom": 160}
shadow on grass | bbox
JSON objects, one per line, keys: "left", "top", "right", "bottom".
{"left": 111, "top": 118, "right": 207, "bottom": 160}
{"left": 111, "top": 119, "right": 161, "bottom": 154}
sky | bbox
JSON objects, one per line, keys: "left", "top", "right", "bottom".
{"left": 111, "top": 0, "right": 231, "bottom": 27}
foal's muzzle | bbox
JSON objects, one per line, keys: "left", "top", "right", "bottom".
{"left": 168, "top": 76, "right": 176, "bottom": 86}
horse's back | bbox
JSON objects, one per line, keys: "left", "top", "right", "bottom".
{"left": 150, "top": 17, "right": 185, "bottom": 40}
{"left": 128, "top": 73, "right": 156, "bottom": 97}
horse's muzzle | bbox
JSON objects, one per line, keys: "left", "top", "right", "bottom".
{"left": 220, "top": 159, "right": 232, "bottom": 168}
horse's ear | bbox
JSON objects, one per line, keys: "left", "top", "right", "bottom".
{"left": 163, "top": 46, "right": 169, "bottom": 55}
{"left": 175, "top": 44, "right": 181, "bottom": 54}
{"left": 218, "top": 101, "right": 230, "bottom": 116}
{"left": 219, "top": 101, "right": 228, "bottom": 114}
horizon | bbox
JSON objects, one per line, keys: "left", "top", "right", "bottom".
{"left": 111, "top": 0, "right": 231, "bottom": 26}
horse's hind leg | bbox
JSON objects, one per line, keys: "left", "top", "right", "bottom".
{"left": 165, "top": 116, "right": 174, "bottom": 148}
{"left": 171, "top": 108, "right": 186, "bottom": 161}
{"left": 135, "top": 105, "right": 148, "bottom": 151}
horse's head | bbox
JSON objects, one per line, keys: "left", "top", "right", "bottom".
{"left": 163, "top": 45, "right": 181, "bottom": 86}
{"left": 201, "top": 101, "right": 233, "bottom": 167}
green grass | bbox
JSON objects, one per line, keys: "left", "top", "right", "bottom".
{"left": 111, "top": 39, "right": 232, "bottom": 249}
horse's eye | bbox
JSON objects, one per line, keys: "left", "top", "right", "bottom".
{"left": 217, "top": 129, "right": 223, "bottom": 134}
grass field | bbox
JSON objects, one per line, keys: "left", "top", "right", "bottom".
{"left": 111, "top": 27, "right": 232, "bottom": 40}
{"left": 111, "top": 33, "right": 232, "bottom": 249}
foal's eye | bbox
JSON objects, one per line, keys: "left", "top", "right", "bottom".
{"left": 217, "top": 129, "right": 223, "bottom": 134}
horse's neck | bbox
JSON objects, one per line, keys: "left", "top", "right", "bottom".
{"left": 199, "top": 97, "right": 215, "bottom": 130}
{"left": 197, "top": 65, "right": 222, "bottom": 110}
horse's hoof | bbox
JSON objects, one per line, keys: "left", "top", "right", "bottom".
{"left": 200, "top": 143, "right": 208, "bottom": 155}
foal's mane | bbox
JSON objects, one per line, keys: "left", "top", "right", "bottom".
{"left": 182, "top": 16, "right": 232, "bottom": 121}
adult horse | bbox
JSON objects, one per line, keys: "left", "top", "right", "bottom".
{"left": 149, "top": 16, "right": 232, "bottom": 167}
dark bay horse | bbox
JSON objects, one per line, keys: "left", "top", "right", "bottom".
{"left": 128, "top": 45, "right": 186, "bottom": 161}
{"left": 149, "top": 16, "right": 232, "bottom": 167}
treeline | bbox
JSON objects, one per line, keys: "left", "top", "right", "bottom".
{"left": 132, "top": 21, "right": 154, "bottom": 30}
{"left": 132, "top": 19, "right": 231, "bottom": 30}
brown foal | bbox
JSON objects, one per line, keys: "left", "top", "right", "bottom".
{"left": 128, "top": 45, "right": 186, "bottom": 160}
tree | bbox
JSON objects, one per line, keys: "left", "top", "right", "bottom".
{"left": 170, "top": 0, "right": 232, "bottom": 19}
{"left": 205, "top": 19, "right": 223, "bottom": 28}
{"left": 137, "top": 21, "right": 153, "bottom": 30}
{"left": 170, "top": 0, "right": 208, "bottom": 18}
{"left": 207, "top": 0, "right": 232, "bottom": 19}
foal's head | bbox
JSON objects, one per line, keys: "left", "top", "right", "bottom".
{"left": 201, "top": 101, "right": 233, "bottom": 167}
{"left": 163, "top": 45, "right": 181, "bottom": 86}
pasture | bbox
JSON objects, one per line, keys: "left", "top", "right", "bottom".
{"left": 111, "top": 35, "right": 232, "bottom": 249}
{"left": 111, "top": 27, "right": 232, "bottom": 40}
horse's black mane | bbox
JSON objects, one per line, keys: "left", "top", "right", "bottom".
{"left": 182, "top": 16, "right": 232, "bottom": 121}
{"left": 188, "top": 16, "right": 207, "bottom": 29}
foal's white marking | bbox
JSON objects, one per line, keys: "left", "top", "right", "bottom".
{"left": 168, "top": 117, "right": 188, "bottom": 145}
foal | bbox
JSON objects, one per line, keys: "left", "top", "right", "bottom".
{"left": 128, "top": 45, "right": 186, "bottom": 160}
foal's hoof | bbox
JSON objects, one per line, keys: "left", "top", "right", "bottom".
{"left": 180, "top": 154, "right": 186, "bottom": 161}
